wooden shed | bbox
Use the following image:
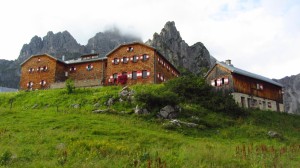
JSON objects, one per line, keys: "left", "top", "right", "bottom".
{"left": 205, "top": 60, "right": 284, "bottom": 112}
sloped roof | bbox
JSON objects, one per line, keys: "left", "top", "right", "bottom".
{"left": 20, "top": 53, "right": 63, "bottom": 66}
{"left": 20, "top": 53, "right": 107, "bottom": 66}
{"left": 64, "top": 57, "right": 107, "bottom": 64}
{"left": 217, "top": 61, "right": 283, "bottom": 87}
{"left": 105, "top": 42, "right": 155, "bottom": 57}
{"left": 105, "top": 41, "right": 180, "bottom": 74}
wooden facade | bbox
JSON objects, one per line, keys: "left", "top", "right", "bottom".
{"left": 205, "top": 61, "right": 284, "bottom": 112}
{"left": 20, "top": 42, "right": 180, "bottom": 90}
{"left": 105, "top": 42, "right": 179, "bottom": 85}
{"left": 20, "top": 54, "right": 62, "bottom": 90}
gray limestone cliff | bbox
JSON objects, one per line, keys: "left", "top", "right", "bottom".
{"left": 18, "top": 31, "right": 85, "bottom": 62}
{"left": 146, "top": 21, "right": 214, "bottom": 75}
{"left": 276, "top": 74, "right": 300, "bottom": 114}
{"left": 86, "top": 29, "right": 142, "bottom": 57}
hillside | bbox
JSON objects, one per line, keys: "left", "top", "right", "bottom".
{"left": 0, "top": 82, "right": 300, "bottom": 167}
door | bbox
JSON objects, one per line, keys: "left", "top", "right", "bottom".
{"left": 241, "top": 97, "right": 246, "bottom": 108}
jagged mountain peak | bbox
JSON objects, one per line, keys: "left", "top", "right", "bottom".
{"left": 147, "top": 21, "right": 211, "bottom": 75}
{"left": 85, "top": 28, "right": 141, "bottom": 57}
{"left": 160, "top": 21, "right": 182, "bottom": 41}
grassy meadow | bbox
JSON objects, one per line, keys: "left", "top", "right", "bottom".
{"left": 0, "top": 85, "right": 300, "bottom": 167}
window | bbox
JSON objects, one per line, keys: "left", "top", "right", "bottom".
{"left": 214, "top": 80, "right": 217, "bottom": 86}
{"left": 224, "top": 78, "right": 229, "bottom": 84}
{"left": 86, "top": 64, "right": 93, "bottom": 71}
{"left": 132, "top": 71, "right": 137, "bottom": 80}
{"left": 113, "top": 58, "right": 119, "bottom": 65}
{"left": 42, "top": 66, "right": 48, "bottom": 71}
{"left": 127, "top": 47, "right": 133, "bottom": 52}
{"left": 28, "top": 68, "right": 34, "bottom": 73}
{"left": 27, "top": 81, "right": 33, "bottom": 88}
{"left": 40, "top": 80, "right": 46, "bottom": 86}
{"left": 160, "top": 74, "right": 164, "bottom": 81}
{"left": 262, "top": 101, "right": 266, "bottom": 110}
{"left": 268, "top": 102, "right": 272, "bottom": 108}
{"left": 142, "top": 70, "right": 148, "bottom": 79}
{"left": 132, "top": 55, "right": 138, "bottom": 63}
{"left": 70, "top": 67, "right": 76, "bottom": 72}
{"left": 257, "top": 83, "right": 263, "bottom": 90}
{"left": 122, "top": 57, "right": 128, "bottom": 63}
{"left": 217, "top": 79, "right": 222, "bottom": 86}
{"left": 142, "top": 54, "right": 149, "bottom": 61}
{"left": 211, "top": 80, "right": 215, "bottom": 86}
{"left": 113, "top": 73, "right": 118, "bottom": 79}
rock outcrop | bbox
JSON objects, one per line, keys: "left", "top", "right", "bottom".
{"left": 86, "top": 29, "right": 142, "bottom": 57}
{"left": 146, "top": 21, "right": 214, "bottom": 75}
{"left": 276, "top": 74, "right": 300, "bottom": 114}
{"left": 18, "top": 31, "right": 85, "bottom": 62}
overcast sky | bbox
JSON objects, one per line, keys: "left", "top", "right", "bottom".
{"left": 0, "top": 0, "right": 299, "bottom": 79}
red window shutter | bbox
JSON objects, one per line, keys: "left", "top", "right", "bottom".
{"left": 224, "top": 78, "right": 229, "bottom": 84}
{"left": 211, "top": 80, "right": 215, "bottom": 86}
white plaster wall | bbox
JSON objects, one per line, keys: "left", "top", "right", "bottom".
{"left": 231, "top": 92, "right": 284, "bottom": 112}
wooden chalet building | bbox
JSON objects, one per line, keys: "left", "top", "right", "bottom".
{"left": 20, "top": 42, "right": 180, "bottom": 90}
{"left": 205, "top": 60, "right": 284, "bottom": 112}
{"left": 20, "top": 54, "right": 67, "bottom": 90}
{"left": 105, "top": 42, "right": 180, "bottom": 85}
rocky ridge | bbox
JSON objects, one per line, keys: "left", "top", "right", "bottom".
{"left": 276, "top": 74, "right": 300, "bottom": 114}
{"left": 146, "top": 21, "right": 214, "bottom": 75}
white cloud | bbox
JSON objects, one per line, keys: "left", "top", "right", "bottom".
{"left": 0, "top": 0, "right": 299, "bottom": 78}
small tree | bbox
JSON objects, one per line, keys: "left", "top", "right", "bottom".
{"left": 65, "top": 79, "right": 75, "bottom": 94}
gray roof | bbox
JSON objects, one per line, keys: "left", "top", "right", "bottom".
{"left": 217, "top": 61, "right": 283, "bottom": 87}
{"left": 20, "top": 53, "right": 63, "bottom": 66}
{"left": 21, "top": 53, "right": 107, "bottom": 66}
{"left": 64, "top": 57, "right": 107, "bottom": 64}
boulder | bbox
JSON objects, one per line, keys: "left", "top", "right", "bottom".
{"left": 158, "top": 105, "right": 179, "bottom": 119}
{"left": 72, "top": 104, "right": 80, "bottom": 108}
{"left": 92, "top": 109, "right": 109, "bottom": 113}
{"left": 32, "top": 104, "right": 38, "bottom": 109}
{"left": 268, "top": 131, "right": 282, "bottom": 139}
{"left": 169, "top": 119, "right": 199, "bottom": 128}
{"left": 93, "top": 102, "right": 100, "bottom": 108}
{"left": 107, "top": 98, "right": 114, "bottom": 106}
{"left": 119, "top": 86, "right": 135, "bottom": 102}
{"left": 134, "top": 105, "right": 149, "bottom": 115}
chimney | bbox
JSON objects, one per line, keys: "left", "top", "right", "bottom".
{"left": 225, "top": 59, "right": 231, "bottom": 65}
{"left": 62, "top": 55, "right": 65, "bottom": 61}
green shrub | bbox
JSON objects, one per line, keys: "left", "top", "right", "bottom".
{"left": 0, "top": 150, "right": 12, "bottom": 166}
{"left": 203, "top": 92, "right": 246, "bottom": 117}
{"left": 164, "top": 75, "right": 212, "bottom": 102}
{"left": 135, "top": 88, "right": 179, "bottom": 109}
{"left": 65, "top": 79, "right": 75, "bottom": 94}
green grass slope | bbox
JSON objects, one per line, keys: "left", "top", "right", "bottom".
{"left": 0, "top": 85, "right": 299, "bottom": 167}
